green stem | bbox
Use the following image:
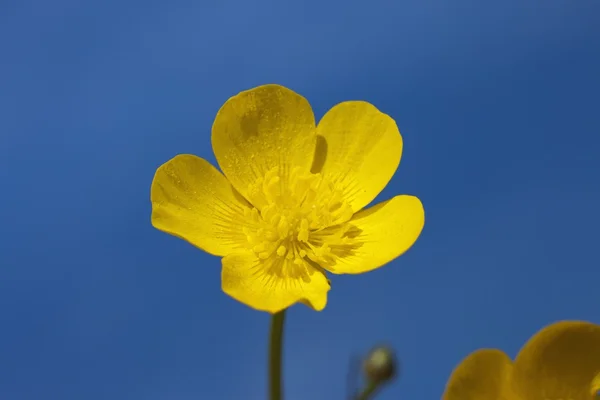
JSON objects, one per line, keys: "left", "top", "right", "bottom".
{"left": 355, "top": 380, "right": 380, "bottom": 400}
{"left": 269, "top": 310, "right": 287, "bottom": 400}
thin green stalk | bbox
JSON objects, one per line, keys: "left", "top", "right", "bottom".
{"left": 269, "top": 310, "right": 287, "bottom": 400}
{"left": 355, "top": 380, "right": 380, "bottom": 400}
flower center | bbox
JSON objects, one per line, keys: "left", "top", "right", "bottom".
{"left": 242, "top": 167, "right": 356, "bottom": 267}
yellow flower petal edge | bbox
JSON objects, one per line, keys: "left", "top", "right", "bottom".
{"left": 211, "top": 84, "right": 317, "bottom": 210}
{"left": 221, "top": 251, "right": 331, "bottom": 313}
{"left": 314, "top": 101, "right": 402, "bottom": 212}
{"left": 443, "top": 320, "right": 600, "bottom": 400}
{"left": 311, "top": 195, "right": 424, "bottom": 274}
{"left": 511, "top": 320, "right": 600, "bottom": 400}
{"left": 151, "top": 154, "right": 251, "bottom": 256}
{"left": 443, "top": 349, "right": 513, "bottom": 400}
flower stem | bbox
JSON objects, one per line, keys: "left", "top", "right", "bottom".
{"left": 355, "top": 380, "right": 380, "bottom": 400}
{"left": 269, "top": 309, "right": 287, "bottom": 400}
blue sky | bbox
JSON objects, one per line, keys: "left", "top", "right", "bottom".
{"left": 1, "top": 0, "right": 599, "bottom": 399}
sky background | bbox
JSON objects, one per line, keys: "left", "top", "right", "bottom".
{"left": 1, "top": 0, "right": 599, "bottom": 399}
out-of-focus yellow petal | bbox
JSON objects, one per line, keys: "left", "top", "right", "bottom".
{"left": 591, "top": 373, "right": 600, "bottom": 396}
{"left": 511, "top": 320, "right": 600, "bottom": 400}
{"left": 151, "top": 154, "right": 250, "bottom": 257}
{"left": 211, "top": 84, "right": 316, "bottom": 208}
{"left": 313, "top": 101, "right": 402, "bottom": 212}
{"left": 443, "top": 349, "right": 513, "bottom": 400}
{"left": 314, "top": 195, "right": 424, "bottom": 274}
{"left": 221, "top": 251, "right": 330, "bottom": 313}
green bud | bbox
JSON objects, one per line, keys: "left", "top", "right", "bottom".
{"left": 362, "top": 345, "right": 398, "bottom": 384}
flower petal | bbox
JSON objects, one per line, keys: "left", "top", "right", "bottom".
{"left": 317, "top": 195, "right": 424, "bottom": 274}
{"left": 511, "top": 320, "right": 600, "bottom": 400}
{"left": 151, "top": 154, "right": 251, "bottom": 256}
{"left": 211, "top": 84, "right": 317, "bottom": 208}
{"left": 313, "top": 101, "right": 402, "bottom": 212}
{"left": 221, "top": 251, "right": 330, "bottom": 313}
{"left": 443, "top": 349, "right": 513, "bottom": 400}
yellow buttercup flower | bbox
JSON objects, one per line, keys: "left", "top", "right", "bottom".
{"left": 150, "top": 84, "right": 424, "bottom": 313}
{"left": 443, "top": 320, "right": 600, "bottom": 400}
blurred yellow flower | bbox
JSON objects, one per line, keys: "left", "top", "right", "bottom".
{"left": 150, "top": 84, "right": 424, "bottom": 313}
{"left": 443, "top": 320, "right": 600, "bottom": 400}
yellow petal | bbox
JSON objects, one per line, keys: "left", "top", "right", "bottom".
{"left": 221, "top": 251, "right": 330, "bottom": 313}
{"left": 313, "top": 101, "right": 402, "bottom": 212}
{"left": 511, "top": 320, "right": 600, "bottom": 400}
{"left": 443, "top": 349, "right": 513, "bottom": 400}
{"left": 316, "top": 195, "right": 424, "bottom": 274}
{"left": 151, "top": 154, "right": 251, "bottom": 256}
{"left": 592, "top": 373, "right": 600, "bottom": 397}
{"left": 211, "top": 84, "right": 316, "bottom": 208}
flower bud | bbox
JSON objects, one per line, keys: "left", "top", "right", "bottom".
{"left": 362, "top": 345, "right": 398, "bottom": 383}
